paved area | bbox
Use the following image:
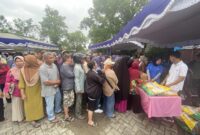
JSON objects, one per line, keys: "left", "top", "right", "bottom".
{"left": 0, "top": 101, "right": 186, "bottom": 135}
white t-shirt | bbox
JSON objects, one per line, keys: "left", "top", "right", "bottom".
{"left": 166, "top": 61, "right": 188, "bottom": 92}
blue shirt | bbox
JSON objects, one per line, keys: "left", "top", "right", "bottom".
{"left": 74, "top": 64, "right": 85, "bottom": 93}
{"left": 39, "top": 63, "right": 59, "bottom": 97}
{"left": 147, "top": 63, "right": 163, "bottom": 83}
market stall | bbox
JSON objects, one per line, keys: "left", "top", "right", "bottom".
{"left": 132, "top": 79, "right": 200, "bottom": 134}
{"left": 89, "top": 0, "right": 200, "bottom": 133}
{"left": 136, "top": 87, "right": 181, "bottom": 118}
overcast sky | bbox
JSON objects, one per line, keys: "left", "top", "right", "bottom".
{"left": 0, "top": 0, "right": 93, "bottom": 32}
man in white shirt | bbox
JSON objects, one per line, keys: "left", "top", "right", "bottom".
{"left": 162, "top": 51, "right": 188, "bottom": 94}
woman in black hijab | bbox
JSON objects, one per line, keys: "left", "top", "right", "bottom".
{"left": 113, "top": 56, "right": 130, "bottom": 113}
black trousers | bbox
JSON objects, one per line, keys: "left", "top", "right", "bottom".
{"left": 0, "top": 97, "right": 4, "bottom": 121}
{"left": 0, "top": 85, "right": 4, "bottom": 121}
{"left": 0, "top": 84, "right": 11, "bottom": 103}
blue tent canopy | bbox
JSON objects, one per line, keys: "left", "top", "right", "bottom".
{"left": 0, "top": 33, "right": 59, "bottom": 50}
{"left": 89, "top": 0, "right": 200, "bottom": 50}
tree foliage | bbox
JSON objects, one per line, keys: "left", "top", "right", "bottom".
{"left": 1, "top": 5, "right": 90, "bottom": 51}
{"left": 40, "top": 6, "right": 67, "bottom": 45}
{"left": 13, "top": 18, "right": 38, "bottom": 37}
{"left": 0, "top": 15, "right": 12, "bottom": 33}
{"left": 60, "top": 31, "right": 87, "bottom": 52}
{"left": 0, "top": 15, "right": 40, "bottom": 39}
{"left": 81, "top": 0, "right": 147, "bottom": 44}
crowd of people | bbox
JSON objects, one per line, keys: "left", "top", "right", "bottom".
{"left": 0, "top": 49, "right": 196, "bottom": 128}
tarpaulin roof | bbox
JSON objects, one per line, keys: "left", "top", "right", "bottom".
{"left": 89, "top": 0, "right": 200, "bottom": 50}
{"left": 0, "top": 33, "right": 59, "bottom": 50}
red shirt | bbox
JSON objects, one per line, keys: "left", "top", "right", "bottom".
{"left": 0, "top": 64, "right": 10, "bottom": 84}
{"left": 129, "top": 62, "right": 140, "bottom": 90}
{"left": 129, "top": 62, "right": 140, "bottom": 81}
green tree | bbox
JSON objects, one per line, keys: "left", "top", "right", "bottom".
{"left": 40, "top": 6, "right": 67, "bottom": 45}
{"left": 60, "top": 31, "right": 87, "bottom": 52}
{"left": 13, "top": 18, "right": 39, "bottom": 38}
{"left": 0, "top": 15, "right": 12, "bottom": 33}
{"left": 80, "top": 0, "right": 147, "bottom": 44}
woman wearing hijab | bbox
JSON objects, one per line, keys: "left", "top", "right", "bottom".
{"left": 147, "top": 57, "right": 163, "bottom": 83}
{"left": 0, "top": 57, "right": 10, "bottom": 122}
{"left": 4, "top": 56, "right": 25, "bottom": 122}
{"left": 128, "top": 61, "right": 143, "bottom": 113}
{"left": 19, "top": 55, "right": 44, "bottom": 128}
{"left": 103, "top": 58, "right": 119, "bottom": 118}
{"left": 113, "top": 57, "right": 130, "bottom": 113}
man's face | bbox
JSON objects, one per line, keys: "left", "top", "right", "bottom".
{"left": 86, "top": 57, "right": 90, "bottom": 62}
{"left": 67, "top": 57, "right": 73, "bottom": 65}
{"left": 46, "top": 54, "right": 55, "bottom": 64}
{"left": 169, "top": 56, "right": 175, "bottom": 63}
{"left": 53, "top": 54, "right": 57, "bottom": 62}
{"left": 37, "top": 52, "right": 42, "bottom": 59}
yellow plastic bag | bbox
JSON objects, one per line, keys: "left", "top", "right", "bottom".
{"left": 182, "top": 106, "right": 195, "bottom": 115}
{"left": 180, "top": 112, "right": 197, "bottom": 130}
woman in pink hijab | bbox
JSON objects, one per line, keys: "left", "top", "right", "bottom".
{"left": 4, "top": 56, "right": 25, "bottom": 122}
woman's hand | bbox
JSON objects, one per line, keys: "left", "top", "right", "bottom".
{"left": 44, "top": 80, "right": 51, "bottom": 85}
{"left": 0, "top": 91, "right": 3, "bottom": 98}
{"left": 165, "top": 84, "right": 172, "bottom": 87}
{"left": 21, "top": 93, "right": 26, "bottom": 100}
{"left": 161, "top": 81, "right": 165, "bottom": 85}
{"left": 4, "top": 92, "right": 10, "bottom": 99}
{"left": 151, "top": 79, "right": 155, "bottom": 82}
{"left": 130, "top": 89, "right": 134, "bottom": 92}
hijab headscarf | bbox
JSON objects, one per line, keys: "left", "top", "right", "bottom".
{"left": 129, "top": 61, "right": 140, "bottom": 81}
{"left": 0, "top": 56, "right": 7, "bottom": 68}
{"left": 131, "top": 62, "right": 139, "bottom": 70}
{"left": 10, "top": 56, "right": 24, "bottom": 80}
{"left": 21, "top": 55, "right": 40, "bottom": 86}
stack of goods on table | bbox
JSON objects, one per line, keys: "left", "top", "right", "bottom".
{"left": 141, "top": 82, "right": 178, "bottom": 96}
{"left": 175, "top": 105, "right": 200, "bottom": 135}
{"left": 130, "top": 79, "right": 143, "bottom": 95}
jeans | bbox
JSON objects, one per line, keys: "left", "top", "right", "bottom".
{"left": 55, "top": 90, "right": 62, "bottom": 113}
{"left": 75, "top": 93, "right": 82, "bottom": 116}
{"left": 45, "top": 95, "right": 55, "bottom": 121}
{"left": 103, "top": 94, "right": 115, "bottom": 117}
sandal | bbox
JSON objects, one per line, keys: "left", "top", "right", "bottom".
{"left": 50, "top": 118, "right": 59, "bottom": 123}
{"left": 108, "top": 114, "right": 116, "bottom": 118}
{"left": 64, "top": 116, "right": 74, "bottom": 122}
{"left": 31, "top": 121, "right": 41, "bottom": 128}
{"left": 76, "top": 115, "right": 85, "bottom": 120}
{"left": 162, "top": 118, "right": 174, "bottom": 123}
{"left": 88, "top": 122, "right": 97, "bottom": 127}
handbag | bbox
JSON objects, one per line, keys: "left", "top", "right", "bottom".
{"left": 9, "top": 83, "right": 15, "bottom": 95}
{"left": 105, "top": 77, "right": 119, "bottom": 92}
{"left": 8, "top": 71, "right": 15, "bottom": 95}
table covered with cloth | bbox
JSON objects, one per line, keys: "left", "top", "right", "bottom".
{"left": 136, "top": 87, "right": 182, "bottom": 118}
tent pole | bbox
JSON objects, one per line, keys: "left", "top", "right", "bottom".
{"left": 109, "top": 47, "right": 112, "bottom": 56}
